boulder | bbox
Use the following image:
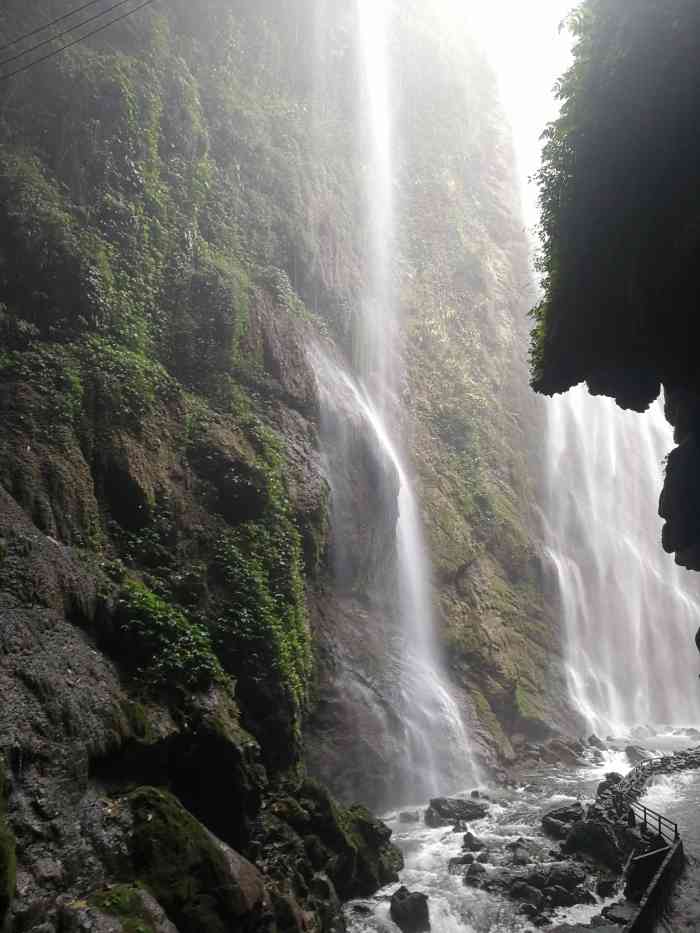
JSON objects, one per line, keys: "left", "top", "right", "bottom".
{"left": 542, "top": 802, "right": 585, "bottom": 839}
{"left": 546, "top": 739, "right": 587, "bottom": 766}
{"left": 508, "top": 843, "right": 531, "bottom": 866}
{"left": 390, "top": 887, "right": 430, "bottom": 933}
{"left": 510, "top": 881, "right": 545, "bottom": 911}
{"left": 625, "top": 745, "right": 650, "bottom": 765}
{"left": 563, "top": 821, "right": 622, "bottom": 871}
{"left": 545, "top": 884, "right": 576, "bottom": 907}
{"left": 399, "top": 811, "right": 421, "bottom": 824}
{"left": 476, "top": 850, "right": 490, "bottom": 864}
{"left": 462, "top": 831, "right": 486, "bottom": 852}
{"left": 464, "top": 862, "right": 487, "bottom": 885}
{"left": 448, "top": 853, "right": 474, "bottom": 873}
{"left": 523, "top": 869, "right": 548, "bottom": 890}
{"left": 425, "top": 798, "right": 489, "bottom": 827}
{"left": 588, "top": 734, "right": 606, "bottom": 750}
{"left": 596, "top": 876, "right": 618, "bottom": 898}
{"left": 546, "top": 862, "right": 586, "bottom": 890}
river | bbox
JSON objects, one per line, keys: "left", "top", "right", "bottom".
{"left": 345, "top": 750, "right": 632, "bottom": 932}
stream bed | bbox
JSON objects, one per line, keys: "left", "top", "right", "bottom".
{"left": 345, "top": 739, "right": 700, "bottom": 933}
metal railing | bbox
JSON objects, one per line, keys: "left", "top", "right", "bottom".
{"left": 604, "top": 756, "right": 681, "bottom": 843}
{"left": 628, "top": 800, "right": 679, "bottom": 844}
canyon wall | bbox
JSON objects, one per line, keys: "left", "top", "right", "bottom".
{"left": 0, "top": 1, "right": 576, "bottom": 927}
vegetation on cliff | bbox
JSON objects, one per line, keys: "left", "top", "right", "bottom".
{"left": 0, "top": 1, "right": 404, "bottom": 926}
{"left": 530, "top": 0, "right": 700, "bottom": 408}
{"left": 0, "top": 0, "right": 581, "bottom": 924}
{"left": 529, "top": 0, "right": 700, "bottom": 573}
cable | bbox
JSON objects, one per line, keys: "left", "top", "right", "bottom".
{"left": 0, "top": 0, "right": 109, "bottom": 55}
{"left": 0, "top": 0, "right": 158, "bottom": 82}
{"left": 0, "top": 0, "right": 140, "bottom": 70}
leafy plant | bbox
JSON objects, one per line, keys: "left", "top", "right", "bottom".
{"left": 115, "top": 580, "right": 225, "bottom": 691}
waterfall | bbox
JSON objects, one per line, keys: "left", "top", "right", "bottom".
{"left": 307, "top": 0, "right": 477, "bottom": 806}
{"left": 544, "top": 386, "right": 700, "bottom": 736}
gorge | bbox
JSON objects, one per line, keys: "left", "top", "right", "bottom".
{"left": 0, "top": 1, "right": 699, "bottom": 932}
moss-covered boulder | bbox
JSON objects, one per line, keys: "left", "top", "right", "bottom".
{"left": 127, "top": 787, "right": 271, "bottom": 933}
{"left": 259, "top": 780, "right": 402, "bottom": 902}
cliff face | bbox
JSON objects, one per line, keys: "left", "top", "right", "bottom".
{"left": 0, "top": 1, "right": 574, "bottom": 926}
{"left": 393, "top": 14, "right": 579, "bottom": 760}
{"left": 529, "top": 0, "right": 700, "bottom": 576}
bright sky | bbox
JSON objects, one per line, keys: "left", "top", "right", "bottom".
{"left": 475, "top": 0, "right": 576, "bottom": 228}
{"left": 444, "top": 0, "right": 577, "bottom": 230}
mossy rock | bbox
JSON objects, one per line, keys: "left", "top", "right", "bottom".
{"left": 298, "top": 780, "right": 403, "bottom": 899}
{"left": 89, "top": 884, "right": 156, "bottom": 933}
{"left": 127, "top": 787, "right": 269, "bottom": 933}
{"left": 344, "top": 803, "right": 404, "bottom": 895}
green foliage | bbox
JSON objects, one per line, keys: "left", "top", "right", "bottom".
{"left": 203, "top": 419, "right": 311, "bottom": 706}
{"left": 115, "top": 580, "right": 224, "bottom": 691}
{"left": 79, "top": 336, "right": 179, "bottom": 427}
{"left": 530, "top": 0, "right": 700, "bottom": 392}
{"left": 0, "top": 343, "right": 84, "bottom": 429}
{"left": 212, "top": 499, "right": 310, "bottom": 707}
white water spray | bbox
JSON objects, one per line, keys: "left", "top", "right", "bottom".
{"left": 544, "top": 388, "right": 700, "bottom": 736}
{"left": 309, "top": 0, "right": 477, "bottom": 805}
{"left": 353, "top": 0, "right": 477, "bottom": 796}
{"left": 355, "top": 0, "right": 396, "bottom": 390}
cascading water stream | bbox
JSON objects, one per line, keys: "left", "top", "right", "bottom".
{"left": 543, "top": 386, "right": 700, "bottom": 736}
{"left": 308, "top": 0, "right": 477, "bottom": 806}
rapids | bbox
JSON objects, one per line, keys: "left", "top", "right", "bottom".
{"left": 345, "top": 751, "right": 631, "bottom": 932}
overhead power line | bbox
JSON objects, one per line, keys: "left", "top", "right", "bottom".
{"left": 0, "top": 0, "right": 109, "bottom": 55}
{"left": 0, "top": 0, "right": 158, "bottom": 82}
{"left": 0, "top": 0, "right": 143, "bottom": 70}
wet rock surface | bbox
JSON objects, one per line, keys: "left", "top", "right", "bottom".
{"left": 424, "top": 798, "right": 490, "bottom": 827}
{"left": 389, "top": 886, "right": 430, "bottom": 932}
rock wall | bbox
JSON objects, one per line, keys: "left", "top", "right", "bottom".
{"left": 0, "top": 0, "right": 576, "bottom": 925}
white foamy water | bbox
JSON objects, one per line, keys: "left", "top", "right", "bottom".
{"left": 313, "top": 349, "right": 479, "bottom": 802}
{"left": 346, "top": 755, "right": 623, "bottom": 933}
{"left": 544, "top": 388, "right": 700, "bottom": 736}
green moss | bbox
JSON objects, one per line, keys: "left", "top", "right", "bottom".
{"left": 79, "top": 336, "right": 179, "bottom": 428}
{"left": 211, "top": 426, "right": 311, "bottom": 707}
{"left": 90, "top": 885, "right": 155, "bottom": 933}
{"left": 0, "top": 759, "right": 16, "bottom": 923}
{"left": 294, "top": 780, "right": 402, "bottom": 899}
{"left": 514, "top": 683, "right": 548, "bottom": 724}
{"left": 115, "top": 580, "right": 225, "bottom": 691}
{"left": 128, "top": 787, "right": 243, "bottom": 933}
{"left": 0, "top": 343, "right": 84, "bottom": 432}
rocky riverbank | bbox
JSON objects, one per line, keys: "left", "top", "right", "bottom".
{"left": 346, "top": 740, "right": 700, "bottom": 932}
